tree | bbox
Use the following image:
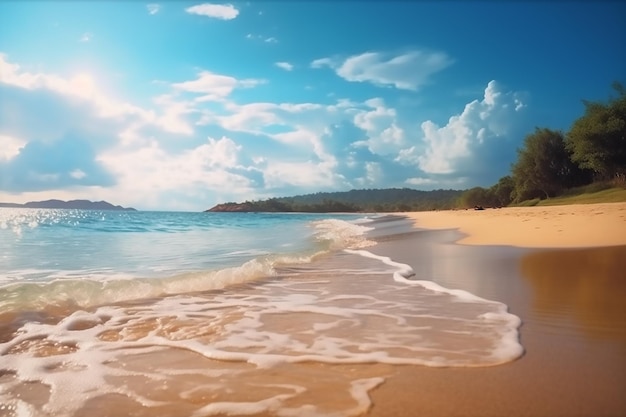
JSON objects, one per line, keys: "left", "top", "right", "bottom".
{"left": 511, "top": 128, "right": 586, "bottom": 201}
{"left": 459, "top": 187, "right": 495, "bottom": 208}
{"left": 490, "top": 175, "right": 515, "bottom": 207}
{"left": 566, "top": 82, "right": 626, "bottom": 181}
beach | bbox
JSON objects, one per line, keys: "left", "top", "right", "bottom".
{"left": 363, "top": 202, "right": 626, "bottom": 417}
{"left": 1, "top": 205, "right": 625, "bottom": 416}
{"left": 402, "top": 202, "right": 626, "bottom": 248}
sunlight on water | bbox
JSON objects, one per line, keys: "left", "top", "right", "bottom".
{"left": 0, "top": 210, "right": 523, "bottom": 416}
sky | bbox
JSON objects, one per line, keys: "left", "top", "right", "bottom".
{"left": 0, "top": 1, "right": 624, "bottom": 211}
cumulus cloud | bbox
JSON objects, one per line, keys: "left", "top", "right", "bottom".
{"left": 0, "top": 135, "right": 26, "bottom": 161}
{"left": 275, "top": 62, "right": 294, "bottom": 71}
{"left": 353, "top": 98, "right": 405, "bottom": 155}
{"left": 185, "top": 3, "right": 239, "bottom": 20}
{"left": 396, "top": 80, "right": 527, "bottom": 182}
{"left": 311, "top": 50, "right": 453, "bottom": 91}
{"left": 0, "top": 133, "right": 116, "bottom": 192}
{"left": 97, "top": 136, "right": 261, "bottom": 209}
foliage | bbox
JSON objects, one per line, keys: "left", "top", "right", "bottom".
{"left": 566, "top": 82, "right": 626, "bottom": 181}
{"left": 511, "top": 128, "right": 591, "bottom": 201}
{"left": 207, "top": 188, "right": 464, "bottom": 212}
{"left": 531, "top": 187, "right": 626, "bottom": 206}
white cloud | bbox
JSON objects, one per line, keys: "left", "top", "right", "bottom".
{"left": 152, "top": 94, "right": 196, "bottom": 135}
{"left": 97, "top": 136, "right": 256, "bottom": 209}
{"left": 405, "top": 177, "right": 436, "bottom": 186}
{"left": 397, "top": 80, "right": 527, "bottom": 175}
{"left": 69, "top": 169, "right": 87, "bottom": 179}
{"left": 245, "top": 34, "right": 278, "bottom": 44}
{"left": 0, "top": 55, "right": 151, "bottom": 122}
{"left": 312, "top": 50, "right": 453, "bottom": 91}
{"left": 185, "top": 3, "right": 239, "bottom": 20}
{"left": 263, "top": 160, "right": 338, "bottom": 190}
{"left": 353, "top": 98, "right": 405, "bottom": 155}
{"left": 147, "top": 4, "right": 160, "bottom": 15}
{"left": 0, "top": 135, "right": 26, "bottom": 160}
{"left": 275, "top": 62, "right": 294, "bottom": 71}
{"left": 310, "top": 57, "right": 335, "bottom": 69}
{"left": 172, "top": 70, "right": 266, "bottom": 102}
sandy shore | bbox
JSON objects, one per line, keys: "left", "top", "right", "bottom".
{"left": 403, "top": 202, "right": 626, "bottom": 248}
{"left": 363, "top": 203, "right": 626, "bottom": 417}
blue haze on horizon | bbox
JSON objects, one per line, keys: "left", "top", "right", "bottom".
{"left": 0, "top": 1, "right": 624, "bottom": 211}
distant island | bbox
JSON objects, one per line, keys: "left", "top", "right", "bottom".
{"left": 0, "top": 199, "right": 137, "bottom": 211}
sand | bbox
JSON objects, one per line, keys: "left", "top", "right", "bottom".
{"left": 402, "top": 202, "right": 626, "bottom": 248}
{"left": 362, "top": 203, "right": 626, "bottom": 417}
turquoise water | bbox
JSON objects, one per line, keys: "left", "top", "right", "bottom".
{"left": 0, "top": 208, "right": 523, "bottom": 417}
{"left": 1, "top": 209, "right": 363, "bottom": 282}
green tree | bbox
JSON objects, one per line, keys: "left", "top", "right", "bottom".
{"left": 511, "top": 128, "right": 584, "bottom": 201}
{"left": 566, "top": 82, "right": 626, "bottom": 182}
{"left": 459, "top": 187, "right": 495, "bottom": 208}
{"left": 490, "top": 175, "right": 515, "bottom": 206}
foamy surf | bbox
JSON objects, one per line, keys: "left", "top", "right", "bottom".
{"left": 0, "top": 210, "right": 523, "bottom": 416}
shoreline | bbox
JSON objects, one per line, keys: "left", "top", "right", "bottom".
{"left": 401, "top": 201, "right": 626, "bottom": 248}
{"left": 361, "top": 204, "right": 626, "bottom": 416}
{"left": 365, "top": 225, "right": 626, "bottom": 417}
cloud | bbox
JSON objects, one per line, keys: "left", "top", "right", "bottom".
{"left": 96, "top": 136, "right": 263, "bottom": 209}
{"left": 310, "top": 57, "right": 335, "bottom": 69}
{"left": 185, "top": 3, "right": 239, "bottom": 20}
{"left": 0, "top": 135, "right": 26, "bottom": 161}
{"left": 246, "top": 34, "right": 278, "bottom": 43}
{"left": 172, "top": 70, "right": 266, "bottom": 102}
{"left": 275, "top": 62, "right": 294, "bottom": 71}
{"left": 0, "top": 133, "right": 116, "bottom": 192}
{"left": 312, "top": 50, "right": 453, "bottom": 91}
{"left": 146, "top": 4, "right": 160, "bottom": 15}
{"left": 353, "top": 98, "right": 405, "bottom": 155}
{"left": 396, "top": 80, "right": 528, "bottom": 183}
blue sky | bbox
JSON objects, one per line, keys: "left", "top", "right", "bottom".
{"left": 0, "top": 1, "right": 624, "bottom": 211}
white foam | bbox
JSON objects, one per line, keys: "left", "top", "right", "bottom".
{"left": 312, "top": 219, "right": 375, "bottom": 250}
{"left": 0, "top": 217, "right": 524, "bottom": 416}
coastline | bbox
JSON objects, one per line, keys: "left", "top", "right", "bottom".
{"left": 363, "top": 203, "right": 626, "bottom": 416}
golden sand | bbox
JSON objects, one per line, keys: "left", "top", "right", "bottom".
{"left": 404, "top": 202, "right": 626, "bottom": 248}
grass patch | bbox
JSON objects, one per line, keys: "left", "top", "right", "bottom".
{"left": 515, "top": 198, "right": 541, "bottom": 207}
{"left": 530, "top": 187, "right": 626, "bottom": 206}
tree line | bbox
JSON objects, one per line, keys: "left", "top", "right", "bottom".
{"left": 459, "top": 82, "right": 626, "bottom": 208}
{"left": 206, "top": 188, "right": 464, "bottom": 212}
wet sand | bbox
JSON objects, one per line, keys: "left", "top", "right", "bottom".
{"left": 364, "top": 217, "right": 626, "bottom": 416}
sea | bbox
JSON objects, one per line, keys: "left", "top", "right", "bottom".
{"left": 0, "top": 209, "right": 523, "bottom": 417}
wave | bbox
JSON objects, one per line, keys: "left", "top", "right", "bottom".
{"left": 0, "top": 217, "right": 375, "bottom": 314}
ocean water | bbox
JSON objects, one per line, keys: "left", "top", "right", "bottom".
{"left": 0, "top": 209, "right": 523, "bottom": 417}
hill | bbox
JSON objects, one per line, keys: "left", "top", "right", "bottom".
{"left": 0, "top": 199, "right": 137, "bottom": 211}
{"left": 206, "top": 188, "right": 463, "bottom": 213}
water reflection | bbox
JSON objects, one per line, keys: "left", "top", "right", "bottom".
{"left": 521, "top": 245, "right": 626, "bottom": 344}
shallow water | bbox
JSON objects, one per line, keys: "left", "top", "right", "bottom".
{"left": 0, "top": 209, "right": 523, "bottom": 416}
